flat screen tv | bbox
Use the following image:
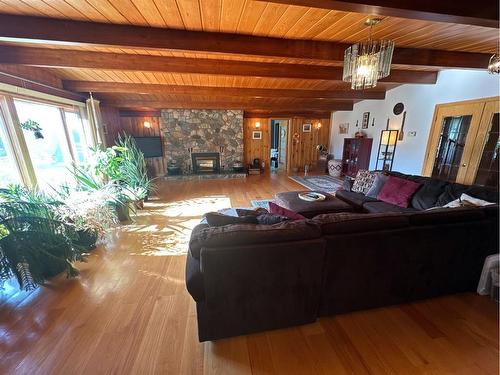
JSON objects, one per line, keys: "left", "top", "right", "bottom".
{"left": 133, "top": 136, "right": 163, "bottom": 158}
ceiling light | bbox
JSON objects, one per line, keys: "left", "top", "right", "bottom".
{"left": 343, "top": 18, "right": 394, "bottom": 90}
{"left": 488, "top": 54, "right": 500, "bottom": 74}
{"left": 143, "top": 121, "right": 151, "bottom": 128}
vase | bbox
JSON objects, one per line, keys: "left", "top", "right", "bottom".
{"left": 328, "top": 159, "right": 342, "bottom": 178}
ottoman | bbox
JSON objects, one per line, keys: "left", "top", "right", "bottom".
{"left": 274, "top": 191, "right": 354, "bottom": 218}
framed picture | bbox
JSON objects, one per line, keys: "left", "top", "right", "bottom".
{"left": 339, "top": 123, "right": 349, "bottom": 134}
{"left": 252, "top": 131, "right": 262, "bottom": 140}
{"left": 302, "top": 123, "right": 312, "bottom": 132}
{"left": 362, "top": 112, "right": 370, "bottom": 129}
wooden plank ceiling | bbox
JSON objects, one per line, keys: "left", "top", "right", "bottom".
{"left": 0, "top": 0, "right": 497, "bottom": 115}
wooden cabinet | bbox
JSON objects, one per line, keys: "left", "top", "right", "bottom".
{"left": 341, "top": 138, "right": 373, "bottom": 177}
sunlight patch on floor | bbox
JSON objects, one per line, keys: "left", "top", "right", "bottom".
{"left": 120, "top": 196, "right": 231, "bottom": 256}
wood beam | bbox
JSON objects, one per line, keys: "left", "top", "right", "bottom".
{"left": 0, "top": 71, "right": 85, "bottom": 102}
{"left": 101, "top": 100, "right": 353, "bottom": 111}
{"left": 259, "top": 0, "right": 499, "bottom": 28}
{"left": 63, "top": 81, "right": 386, "bottom": 100}
{"left": 0, "top": 15, "right": 492, "bottom": 69}
{"left": 244, "top": 110, "right": 332, "bottom": 118}
{"left": 0, "top": 46, "right": 437, "bottom": 84}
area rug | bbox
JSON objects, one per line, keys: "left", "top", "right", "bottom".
{"left": 251, "top": 199, "right": 274, "bottom": 210}
{"left": 289, "top": 175, "right": 343, "bottom": 193}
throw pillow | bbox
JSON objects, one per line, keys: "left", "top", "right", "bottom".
{"left": 352, "top": 170, "right": 376, "bottom": 195}
{"left": 366, "top": 173, "right": 389, "bottom": 198}
{"left": 256, "top": 213, "right": 290, "bottom": 225}
{"left": 460, "top": 193, "right": 495, "bottom": 207}
{"left": 377, "top": 176, "right": 421, "bottom": 208}
{"left": 268, "top": 202, "right": 306, "bottom": 220}
{"left": 205, "top": 212, "right": 258, "bottom": 227}
{"left": 235, "top": 207, "right": 268, "bottom": 216}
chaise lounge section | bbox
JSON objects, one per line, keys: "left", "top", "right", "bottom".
{"left": 185, "top": 171, "right": 498, "bottom": 341}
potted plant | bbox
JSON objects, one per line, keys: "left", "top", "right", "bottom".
{"left": 20, "top": 119, "right": 44, "bottom": 139}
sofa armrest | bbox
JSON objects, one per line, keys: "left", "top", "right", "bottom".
{"left": 195, "top": 238, "right": 325, "bottom": 341}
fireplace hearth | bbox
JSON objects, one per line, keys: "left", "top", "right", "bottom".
{"left": 191, "top": 152, "right": 220, "bottom": 174}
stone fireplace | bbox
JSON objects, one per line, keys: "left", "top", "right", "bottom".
{"left": 161, "top": 109, "right": 244, "bottom": 174}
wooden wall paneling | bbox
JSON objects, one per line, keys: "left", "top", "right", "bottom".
{"left": 287, "top": 117, "right": 330, "bottom": 173}
{"left": 99, "top": 105, "right": 165, "bottom": 177}
{"left": 243, "top": 118, "right": 271, "bottom": 168}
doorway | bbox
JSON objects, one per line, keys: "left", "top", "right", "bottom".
{"left": 422, "top": 97, "right": 499, "bottom": 188}
{"left": 270, "top": 119, "right": 289, "bottom": 171}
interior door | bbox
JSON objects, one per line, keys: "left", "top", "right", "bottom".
{"left": 465, "top": 99, "right": 499, "bottom": 187}
{"left": 278, "top": 123, "right": 288, "bottom": 169}
{"left": 422, "top": 101, "right": 487, "bottom": 183}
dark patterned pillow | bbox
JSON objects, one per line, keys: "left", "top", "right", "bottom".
{"left": 351, "top": 170, "right": 376, "bottom": 195}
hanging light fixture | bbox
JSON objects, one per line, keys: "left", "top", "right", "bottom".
{"left": 343, "top": 18, "right": 394, "bottom": 90}
{"left": 488, "top": 54, "right": 500, "bottom": 74}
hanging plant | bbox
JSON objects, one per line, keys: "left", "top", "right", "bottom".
{"left": 20, "top": 119, "right": 44, "bottom": 139}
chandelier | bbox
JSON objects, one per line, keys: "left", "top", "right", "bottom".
{"left": 488, "top": 54, "right": 500, "bottom": 74}
{"left": 343, "top": 19, "right": 394, "bottom": 90}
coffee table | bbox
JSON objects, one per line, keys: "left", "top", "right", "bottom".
{"left": 274, "top": 191, "right": 354, "bottom": 218}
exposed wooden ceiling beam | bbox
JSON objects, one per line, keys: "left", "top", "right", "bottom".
{"left": 0, "top": 15, "right": 491, "bottom": 69}
{"left": 258, "top": 0, "right": 499, "bottom": 28}
{"left": 101, "top": 100, "right": 353, "bottom": 111}
{"left": 244, "top": 110, "right": 333, "bottom": 118}
{"left": 0, "top": 46, "right": 437, "bottom": 84}
{"left": 63, "top": 81, "right": 386, "bottom": 100}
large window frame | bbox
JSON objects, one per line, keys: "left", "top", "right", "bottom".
{"left": 0, "top": 91, "right": 94, "bottom": 189}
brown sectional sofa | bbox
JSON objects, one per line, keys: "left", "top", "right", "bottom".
{"left": 185, "top": 172, "right": 499, "bottom": 341}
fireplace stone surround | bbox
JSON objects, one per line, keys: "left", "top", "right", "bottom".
{"left": 161, "top": 109, "right": 244, "bottom": 175}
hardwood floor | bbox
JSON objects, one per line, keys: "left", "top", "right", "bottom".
{"left": 1, "top": 173, "right": 498, "bottom": 374}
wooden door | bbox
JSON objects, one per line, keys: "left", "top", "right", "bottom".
{"left": 465, "top": 99, "right": 499, "bottom": 187}
{"left": 422, "top": 99, "right": 489, "bottom": 183}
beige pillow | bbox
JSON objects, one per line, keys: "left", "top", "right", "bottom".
{"left": 351, "top": 170, "right": 376, "bottom": 195}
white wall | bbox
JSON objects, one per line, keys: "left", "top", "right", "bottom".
{"left": 330, "top": 69, "right": 500, "bottom": 175}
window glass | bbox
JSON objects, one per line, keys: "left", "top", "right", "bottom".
{"left": 0, "top": 109, "right": 21, "bottom": 187}
{"left": 65, "top": 111, "right": 89, "bottom": 163}
{"left": 14, "top": 99, "right": 73, "bottom": 188}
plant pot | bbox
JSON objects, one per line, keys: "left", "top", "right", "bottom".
{"left": 115, "top": 202, "right": 131, "bottom": 222}
{"left": 76, "top": 229, "right": 98, "bottom": 251}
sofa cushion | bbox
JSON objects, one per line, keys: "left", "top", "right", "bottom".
{"left": 366, "top": 173, "right": 389, "bottom": 198}
{"left": 410, "top": 178, "right": 448, "bottom": 210}
{"left": 205, "top": 212, "right": 258, "bottom": 227}
{"left": 378, "top": 176, "right": 421, "bottom": 208}
{"left": 352, "top": 170, "right": 376, "bottom": 194}
{"left": 335, "top": 189, "right": 378, "bottom": 209}
{"left": 185, "top": 251, "right": 205, "bottom": 302}
{"left": 255, "top": 213, "right": 290, "bottom": 225}
{"left": 189, "top": 220, "right": 321, "bottom": 259}
{"left": 269, "top": 201, "right": 306, "bottom": 220}
{"left": 312, "top": 212, "right": 409, "bottom": 235}
{"left": 363, "top": 201, "right": 418, "bottom": 214}
{"left": 409, "top": 207, "right": 486, "bottom": 225}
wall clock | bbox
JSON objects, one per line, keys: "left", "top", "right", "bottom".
{"left": 393, "top": 102, "right": 404, "bottom": 115}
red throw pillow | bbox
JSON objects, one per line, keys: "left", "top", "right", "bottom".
{"left": 377, "top": 176, "right": 421, "bottom": 208}
{"left": 268, "top": 202, "right": 306, "bottom": 220}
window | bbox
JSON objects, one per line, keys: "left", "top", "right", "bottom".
{"left": 0, "top": 108, "right": 21, "bottom": 187}
{"left": 14, "top": 99, "right": 74, "bottom": 188}
{"left": 65, "top": 110, "right": 90, "bottom": 163}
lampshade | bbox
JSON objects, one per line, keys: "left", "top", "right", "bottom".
{"left": 381, "top": 130, "right": 398, "bottom": 146}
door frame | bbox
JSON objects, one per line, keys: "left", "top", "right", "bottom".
{"left": 270, "top": 118, "right": 291, "bottom": 172}
{"left": 421, "top": 96, "right": 499, "bottom": 183}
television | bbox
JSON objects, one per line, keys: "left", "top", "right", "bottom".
{"left": 133, "top": 136, "right": 163, "bottom": 158}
